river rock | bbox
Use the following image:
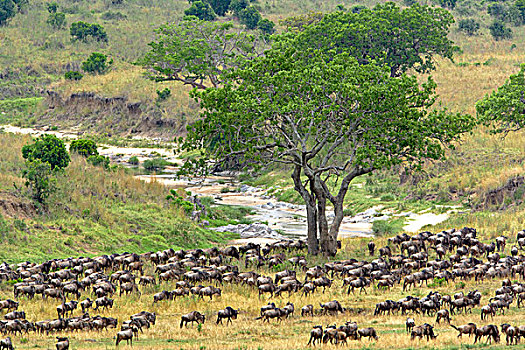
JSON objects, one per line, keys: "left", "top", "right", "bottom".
{"left": 210, "top": 222, "right": 285, "bottom": 239}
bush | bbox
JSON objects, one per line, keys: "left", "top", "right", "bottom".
{"left": 46, "top": 2, "right": 58, "bottom": 13}
{"left": 0, "top": 0, "right": 16, "bottom": 26}
{"left": 156, "top": 88, "right": 171, "bottom": 101}
{"left": 82, "top": 52, "right": 112, "bottom": 74}
{"left": 101, "top": 11, "right": 127, "bottom": 20}
{"left": 87, "top": 155, "right": 110, "bottom": 169}
{"left": 184, "top": 1, "right": 217, "bottom": 21}
{"left": 229, "top": 0, "right": 248, "bottom": 17}
{"left": 166, "top": 189, "right": 194, "bottom": 215}
{"left": 143, "top": 157, "right": 169, "bottom": 171}
{"left": 64, "top": 71, "right": 83, "bottom": 80}
{"left": 489, "top": 20, "right": 512, "bottom": 40}
{"left": 239, "top": 6, "right": 261, "bottom": 29}
{"left": 371, "top": 219, "right": 404, "bottom": 237}
{"left": 257, "top": 18, "right": 275, "bottom": 35}
{"left": 22, "top": 160, "right": 56, "bottom": 205}
{"left": 22, "top": 134, "right": 70, "bottom": 170}
{"left": 70, "top": 139, "right": 98, "bottom": 157}
{"left": 458, "top": 18, "right": 480, "bottom": 35}
{"left": 47, "top": 12, "right": 66, "bottom": 29}
{"left": 70, "top": 21, "right": 108, "bottom": 42}
{"left": 128, "top": 156, "right": 139, "bottom": 165}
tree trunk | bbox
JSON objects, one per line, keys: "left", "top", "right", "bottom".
{"left": 291, "top": 165, "right": 319, "bottom": 255}
{"left": 326, "top": 197, "right": 345, "bottom": 257}
{"left": 314, "top": 182, "right": 332, "bottom": 257}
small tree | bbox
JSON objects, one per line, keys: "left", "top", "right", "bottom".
{"left": 22, "top": 134, "right": 70, "bottom": 170}
{"left": 458, "top": 18, "right": 480, "bottom": 36}
{"left": 47, "top": 12, "right": 66, "bottom": 29}
{"left": 70, "top": 21, "right": 108, "bottom": 42}
{"left": 239, "top": 6, "right": 261, "bottom": 29}
{"left": 46, "top": 1, "right": 58, "bottom": 13}
{"left": 70, "top": 139, "right": 98, "bottom": 157}
{"left": 82, "top": 52, "right": 111, "bottom": 74}
{"left": 22, "top": 160, "right": 56, "bottom": 205}
{"left": 517, "top": 0, "right": 525, "bottom": 22}
{"left": 184, "top": 1, "right": 217, "bottom": 21}
{"left": 229, "top": 0, "right": 248, "bottom": 17}
{"left": 65, "top": 71, "right": 83, "bottom": 80}
{"left": 208, "top": 0, "right": 231, "bottom": 16}
{"left": 489, "top": 20, "right": 512, "bottom": 40}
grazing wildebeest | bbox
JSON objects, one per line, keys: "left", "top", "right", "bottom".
{"left": 307, "top": 325, "right": 323, "bottom": 346}
{"left": 0, "top": 300, "right": 18, "bottom": 313}
{"left": 319, "top": 300, "right": 344, "bottom": 315}
{"left": 301, "top": 304, "right": 313, "bottom": 317}
{"left": 80, "top": 298, "right": 92, "bottom": 313}
{"left": 501, "top": 324, "right": 519, "bottom": 345}
{"left": 406, "top": 318, "right": 415, "bottom": 334}
{"left": 216, "top": 306, "right": 238, "bottom": 325}
{"left": 474, "top": 324, "right": 500, "bottom": 344}
{"left": 0, "top": 337, "right": 14, "bottom": 350}
{"left": 55, "top": 337, "right": 69, "bottom": 350}
{"left": 180, "top": 311, "right": 205, "bottom": 328}
{"left": 116, "top": 329, "right": 134, "bottom": 346}
{"left": 435, "top": 309, "right": 450, "bottom": 324}
{"left": 451, "top": 323, "right": 477, "bottom": 338}
{"left": 358, "top": 327, "right": 379, "bottom": 341}
{"left": 410, "top": 323, "right": 437, "bottom": 341}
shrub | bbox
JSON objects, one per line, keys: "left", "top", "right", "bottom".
{"left": 143, "top": 157, "right": 169, "bottom": 171}
{"left": 128, "top": 156, "right": 139, "bottom": 165}
{"left": 239, "top": 6, "right": 261, "bottom": 29}
{"left": 372, "top": 219, "right": 404, "bottom": 236}
{"left": 46, "top": 1, "right": 58, "bottom": 13}
{"left": 22, "top": 134, "right": 70, "bottom": 170}
{"left": 64, "top": 71, "right": 83, "bottom": 80}
{"left": 101, "top": 11, "right": 127, "bottom": 20}
{"left": 489, "top": 20, "right": 512, "bottom": 40}
{"left": 184, "top": 1, "right": 217, "bottom": 21}
{"left": 156, "top": 88, "right": 171, "bottom": 101}
{"left": 0, "top": 0, "right": 16, "bottom": 26}
{"left": 70, "top": 139, "right": 98, "bottom": 157}
{"left": 22, "top": 160, "right": 56, "bottom": 205}
{"left": 87, "top": 155, "right": 110, "bottom": 168}
{"left": 229, "top": 0, "right": 248, "bottom": 17}
{"left": 82, "top": 52, "right": 112, "bottom": 74}
{"left": 257, "top": 18, "right": 275, "bottom": 35}
{"left": 458, "top": 18, "right": 480, "bottom": 35}
{"left": 47, "top": 12, "right": 66, "bottom": 29}
{"left": 166, "top": 189, "right": 194, "bottom": 215}
{"left": 70, "top": 21, "right": 108, "bottom": 42}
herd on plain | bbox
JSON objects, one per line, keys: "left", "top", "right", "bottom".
{"left": 2, "top": 228, "right": 525, "bottom": 348}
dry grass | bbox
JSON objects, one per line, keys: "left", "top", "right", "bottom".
{"left": 1, "top": 237, "right": 524, "bottom": 350}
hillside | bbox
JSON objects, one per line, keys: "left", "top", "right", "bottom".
{"left": 0, "top": 131, "right": 238, "bottom": 262}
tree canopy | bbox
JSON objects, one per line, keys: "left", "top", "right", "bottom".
{"left": 180, "top": 46, "right": 474, "bottom": 255}
{"left": 288, "top": 2, "right": 455, "bottom": 77}
{"left": 476, "top": 64, "right": 525, "bottom": 134}
{"left": 22, "top": 134, "right": 70, "bottom": 170}
{"left": 140, "top": 19, "right": 265, "bottom": 89}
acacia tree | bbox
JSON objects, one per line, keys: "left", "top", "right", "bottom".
{"left": 291, "top": 2, "right": 456, "bottom": 77}
{"left": 476, "top": 64, "right": 525, "bottom": 134}
{"left": 180, "top": 47, "right": 474, "bottom": 256}
{"left": 140, "top": 19, "right": 266, "bottom": 89}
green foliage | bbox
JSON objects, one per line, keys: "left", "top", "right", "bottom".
{"left": 47, "top": 12, "right": 66, "bottom": 29}
{"left": 128, "top": 156, "right": 139, "bottom": 165}
{"left": 476, "top": 64, "right": 525, "bottom": 134}
{"left": 517, "top": 0, "right": 525, "bottom": 22}
{"left": 64, "top": 71, "right": 83, "bottom": 80}
{"left": 21, "top": 134, "right": 70, "bottom": 170}
{"left": 82, "top": 52, "right": 112, "bottom": 74}
{"left": 257, "top": 18, "right": 274, "bottom": 35}
{"left": 70, "top": 139, "right": 99, "bottom": 157}
{"left": 0, "top": 0, "right": 16, "bottom": 26}
{"left": 239, "top": 5, "right": 261, "bottom": 29}
{"left": 229, "top": 0, "right": 248, "bottom": 17}
{"left": 100, "top": 10, "right": 127, "bottom": 20}
{"left": 372, "top": 218, "right": 404, "bottom": 236}
{"left": 436, "top": 0, "right": 457, "bottom": 9}
{"left": 208, "top": 0, "right": 231, "bottom": 16}
{"left": 458, "top": 18, "right": 480, "bottom": 36}
{"left": 166, "top": 189, "right": 194, "bottom": 215}
{"left": 280, "top": 12, "right": 323, "bottom": 32}
{"left": 46, "top": 1, "right": 58, "bottom": 13}
{"left": 156, "top": 88, "right": 171, "bottom": 101}
{"left": 70, "top": 21, "right": 108, "bottom": 42}
{"left": 22, "top": 160, "right": 57, "bottom": 205}
{"left": 143, "top": 157, "right": 169, "bottom": 171}
{"left": 140, "top": 19, "right": 260, "bottom": 89}
{"left": 291, "top": 2, "right": 456, "bottom": 77}
{"left": 87, "top": 154, "right": 110, "bottom": 168}
{"left": 489, "top": 20, "right": 512, "bottom": 41}
{"left": 184, "top": 1, "right": 217, "bottom": 21}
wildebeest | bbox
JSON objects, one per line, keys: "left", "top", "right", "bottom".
{"left": 320, "top": 301, "right": 344, "bottom": 315}
{"left": 4, "top": 311, "right": 25, "bottom": 320}
{"left": 358, "top": 327, "right": 379, "bottom": 341}
{"left": 410, "top": 323, "right": 436, "bottom": 341}
{"left": 55, "top": 337, "right": 69, "bottom": 350}
{"left": 301, "top": 304, "right": 313, "bottom": 317}
{"left": 180, "top": 311, "right": 205, "bottom": 328}
{"left": 501, "top": 324, "right": 519, "bottom": 345}
{"left": 216, "top": 306, "right": 238, "bottom": 325}
{"left": 116, "top": 329, "right": 134, "bottom": 346}
{"left": 307, "top": 325, "right": 323, "bottom": 346}
{"left": 0, "top": 300, "right": 18, "bottom": 313}
{"left": 435, "top": 309, "right": 450, "bottom": 324}
{"left": 451, "top": 323, "right": 477, "bottom": 338}
{"left": 368, "top": 241, "right": 375, "bottom": 256}
{"left": 474, "top": 324, "right": 500, "bottom": 344}
{"left": 94, "top": 296, "right": 113, "bottom": 311}
{"left": 406, "top": 318, "right": 415, "bottom": 334}
{"left": 0, "top": 337, "right": 14, "bottom": 350}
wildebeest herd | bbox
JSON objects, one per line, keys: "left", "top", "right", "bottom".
{"left": 2, "top": 227, "right": 525, "bottom": 348}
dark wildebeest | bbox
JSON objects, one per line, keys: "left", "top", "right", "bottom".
{"left": 368, "top": 241, "right": 375, "bottom": 256}
{"left": 501, "top": 324, "right": 519, "bottom": 345}
{"left": 80, "top": 298, "right": 92, "bottom": 314}
{"left": 180, "top": 311, "right": 205, "bottom": 328}
{"left": 56, "top": 337, "right": 69, "bottom": 350}
{"left": 0, "top": 337, "right": 14, "bottom": 350}
{"left": 474, "top": 324, "right": 500, "bottom": 344}
{"left": 358, "top": 327, "right": 379, "bottom": 341}
{"left": 307, "top": 325, "right": 323, "bottom": 346}
{"left": 301, "top": 304, "right": 313, "bottom": 317}
{"left": 411, "top": 323, "right": 437, "bottom": 341}
{"left": 406, "top": 318, "right": 415, "bottom": 334}
{"left": 256, "top": 308, "right": 285, "bottom": 323}
{"left": 216, "top": 306, "right": 238, "bottom": 325}
{"left": 319, "top": 300, "right": 344, "bottom": 315}
{"left": 451, "top": 323, "right": 477, "bottom": 338}
{"left": 436, "top": 309, "right": 450, "bottom": 324}
{"left": 116, "top": 329, "right": 134, "bottom": 346}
